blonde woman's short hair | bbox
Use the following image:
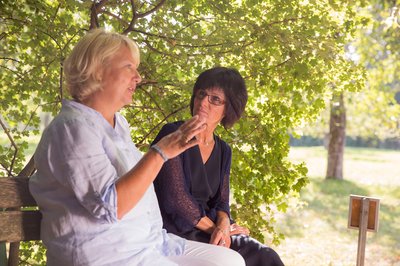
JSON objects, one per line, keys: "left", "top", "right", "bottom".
{"left": 63, "top": 28, "right": 140, "bottom": 102}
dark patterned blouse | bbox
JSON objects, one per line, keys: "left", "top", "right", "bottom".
{"left": 152, "top": 121, "right": 232, "bottom": 238}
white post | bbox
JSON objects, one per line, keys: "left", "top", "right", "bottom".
{"left": 356, "top": 197, "right": 369, "bottom": 266}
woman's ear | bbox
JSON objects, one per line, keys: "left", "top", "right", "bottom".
{"left": 95, "top": 69, "right": 103, "bottom": 83}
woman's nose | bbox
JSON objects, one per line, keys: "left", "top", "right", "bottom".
{"left": 134, "top": 70, "right": 142, "bottom": 84}
{"left": 200, "top": 96, "right": 209, "bottom": 107}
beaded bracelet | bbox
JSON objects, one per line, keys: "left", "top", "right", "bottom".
{"left": 151, "top": 144, "right": 168, "bottom": 162}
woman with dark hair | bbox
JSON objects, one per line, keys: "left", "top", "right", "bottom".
{"left": 152, "top": 67, "right": 284, "bottom": 266}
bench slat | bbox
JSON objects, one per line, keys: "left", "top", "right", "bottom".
{"left": 0, "top": 177, "right": 37, "bottom": 208}
{"left": 0, "top": 211, "right": 41, "bottom": 242}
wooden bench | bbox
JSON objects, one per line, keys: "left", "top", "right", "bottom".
{"left": 0, "top": 176, "right": 42, "bottom": 266}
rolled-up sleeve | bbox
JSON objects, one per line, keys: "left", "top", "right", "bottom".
{"left": 45, "top": 117, "right": 118, "bottom": 223}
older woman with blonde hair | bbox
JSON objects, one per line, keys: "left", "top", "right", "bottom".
{"left": 29, "top": 28, "right": 245, "bottom": 266}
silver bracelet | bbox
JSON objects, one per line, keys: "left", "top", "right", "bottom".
{"left": 151, "top": 144, "right": 168, "bottom": 162}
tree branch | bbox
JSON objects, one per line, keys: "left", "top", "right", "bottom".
{"left": 267, "top": 57, "right": 292, "bottom": 70}
{"left": 101, "top": 10, "right": 130, "bottom": 26}
{"left": 123, "top": 0, "right": 167, "bottom": 34}
{"left": 0, "top": 32, "right": 6, "bottom": 41}
{"left": 0, "top": 57, "right": 21, "bottom": 63}
{"left": 136, "top": 0, "right": 167, "bottom": 19}
{"left": 59, "top": 60, "right": 64, "bottom": 100}
{"left": 90, "top": 2, "right": 99, "bottom": 29}
{"left": 0, "top": 65, "right": 24, "bottom": 79}
{"left": 136, "top": 85, "right": 166, "bottom": 117}
{"left": 0, "top": 115, "right": 18, "bottom": 175}
{"left": 135, "top": 104, "right": 189, "bottom": 146}
{"left": 90, "top": 0, "right": 109, "bottom": 29}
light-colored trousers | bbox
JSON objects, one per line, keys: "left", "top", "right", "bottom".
{"left": 168, "top": 240, "right": 245, "bottom": 266}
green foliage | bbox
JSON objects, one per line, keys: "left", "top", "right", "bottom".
{"left": 347, "top": 1, "right": 400, "bottom": 139}
{"left": 19, "top": 241, "right": 46, "bottom": 266}
{"left": 295, "top": 1, "right": 400, "bottom": 141}
{"left": 1, "top": 0, "right": 367, "bottom": 250}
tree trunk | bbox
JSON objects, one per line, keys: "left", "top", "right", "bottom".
{"left": 326, "top": 93, "right": 346, "bottom": 180}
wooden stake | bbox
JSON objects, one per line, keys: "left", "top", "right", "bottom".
{"left": 356, "top": 198, "right": 369, "bottom": 266}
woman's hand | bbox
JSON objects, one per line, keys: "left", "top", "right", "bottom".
{"left": 156, "top": 115, "right": 206, "bottom": 159}
{"left": 229, "top": 223, "right": 250, "bottom": 236}
{"left": 210, "top": 226, "right": 231, "bottom": 248}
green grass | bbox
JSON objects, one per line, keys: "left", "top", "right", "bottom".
{"left": 272, "top": 146, "right": 400, "bottom": 266}
{"left": 3, "top": 135, "right": 399, "bottom": 265}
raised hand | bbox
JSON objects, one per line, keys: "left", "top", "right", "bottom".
{"left": 155, "top": 115, "right": 207, "bottom": 160}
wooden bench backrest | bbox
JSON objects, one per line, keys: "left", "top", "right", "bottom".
{"left": 0, "top": 177, "right": 41, "bottom": 242}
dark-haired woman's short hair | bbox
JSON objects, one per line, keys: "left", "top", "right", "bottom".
{"left": 190, "top": 67, "right": 248, "bottom": 128}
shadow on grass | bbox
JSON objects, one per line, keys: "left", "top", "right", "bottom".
{"left": 313, "top": 179, "right": 399, "bottom": 247}
{"left": 279, "top": 178, "right": 400, "bottom": 250}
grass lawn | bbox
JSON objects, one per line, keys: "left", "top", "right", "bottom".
{"left": 272, "top": 146, "right": 400, "bottom": 266}
{"left": 2, "top": 136, "right": 399, "bottom": 265}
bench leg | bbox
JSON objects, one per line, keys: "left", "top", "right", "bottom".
{"left": 8, "top": 242, "right": 19, "bottom": 266}
{"left": 0, "top": 242, "right": 7, "bottom": 266}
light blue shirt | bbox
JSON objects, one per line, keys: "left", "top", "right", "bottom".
{"left": 29, "top": 100, "right": 185, "bottom": 266}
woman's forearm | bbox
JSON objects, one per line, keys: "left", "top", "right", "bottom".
{"left": 216, "top": 211, "right": 230, "bottom": 233}
{"left": 116, "top": 115, "right": 206, "bottom": 219}
{"left": 195, "top": 216, "right": 217, "bottom": 234}
{"left": 116, "top": 149, "right": 164, "bottom": 219}
{"left": 195, "top": 211, "right": 231, "bottom": 235}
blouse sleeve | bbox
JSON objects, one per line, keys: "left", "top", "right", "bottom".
{"left": 36, "top": 117, "right": 118, "bottom": 223}
{"left": 153, "top": 123, "right": 205, "bottom": 232}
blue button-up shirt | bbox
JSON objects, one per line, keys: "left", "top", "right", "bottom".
{"left": 29, "top": 100, "right": 185, "bottom": 266}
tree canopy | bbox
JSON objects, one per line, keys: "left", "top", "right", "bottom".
{"left": 1, "top": 0, "right": 368, "bottom": 244}
{"left": 349, "top": 1, "right": 400, "bottom": 140}
{"left": 296, "top": 0, "right": 400, "bottom": 145}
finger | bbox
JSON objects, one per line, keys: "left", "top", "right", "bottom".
{"left": 231, "top": 224, "right": 250, "bottom": 235}
{"left": 179, "top": 115, "right": 201, "bottom": 131}
{"left": 240, "top": 228, "right": 250, "bottom": 236}
{"left": 230, "top": 228, "right": 240, "bottom": 235}
{"left": 238, "top": 226, "right": 250, "bottom": 235}
{"left": 218, "top": 235, "right": 226, "bottom": 246}
{"left": 182, "top": 137, "right": 201, "bottom": 150}
{"left": 180, "top": 116, "right": 207, "bottom": 135}
{"left": 179, "top": 125, "right": 206, "bottom": 146}
{"left": 210, "top": 230, "right": 224, "bottom": 245}
{"left": 185, "top": 124, "right": 207, "bottom": 143}
{"left": 230, "top": 228, "right": 247, "bottom": 236}
{"left": 210, "top": 235, "right": 221, "bottom": 245}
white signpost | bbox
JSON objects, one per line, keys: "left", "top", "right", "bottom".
{"left": 348, "top": 195, "right": 380, "bottom": 266}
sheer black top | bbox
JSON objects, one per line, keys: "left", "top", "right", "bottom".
{"left": 152, "top": 121, "right": 232, "bottom": 236}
